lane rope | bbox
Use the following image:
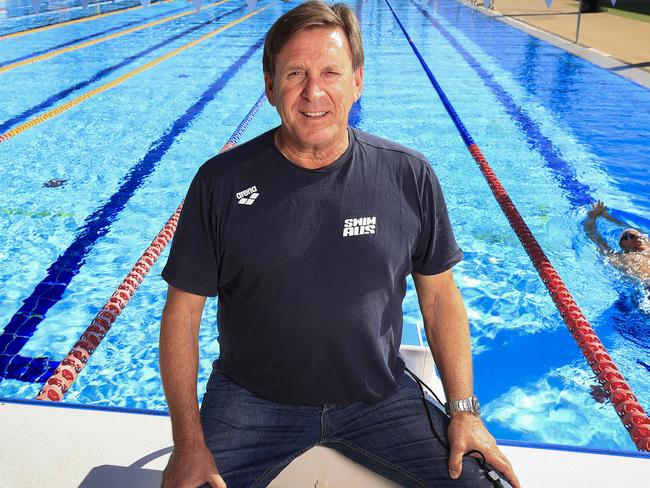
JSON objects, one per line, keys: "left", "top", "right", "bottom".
{"left": 0, "top": 0, "right": 171, "bottom": 40}
{"left": 0, "top": 2, "right": 274, "bottom": 144}
{"left": 385, "top": 0, "right": 650, "bottom": 451}
{"left": 35, "top": 93, "right": 268, "bottom": 402}
{"left": 0, "top": 0, "right": 231, "bottom": 74}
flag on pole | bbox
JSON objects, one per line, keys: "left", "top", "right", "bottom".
{"left": 545, "top": 0, "right": 554, "bottom": 8}
{"left": 193, "top": 0, "right": 202, "bottom": 11}
{"left": 31, "top": 0, "right": 41, "bottom": 14}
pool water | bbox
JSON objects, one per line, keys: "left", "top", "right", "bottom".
{"left": 1, "top": 0, "right": 649, "bottom": 453}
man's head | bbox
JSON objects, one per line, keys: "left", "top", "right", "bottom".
{"left": 619, "top": 228, "right": 649, "bottom": 253}
{"left": 263, "top": 1, "right": 364, "bottom": 76}
{"left": 263, "top": 1, "right": 364, "bottom": 161}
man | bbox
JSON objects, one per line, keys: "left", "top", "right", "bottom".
{"left": 584, "top": 201, "right": 650, "bottom": 283}
{"left": 159, "top": 2, "right": 520, "bottom": 487}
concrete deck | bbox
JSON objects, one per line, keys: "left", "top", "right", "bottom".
{"left": 2, "top": 399, "right": 650, "bottom": 487}
{"left": 460, "top": 0, "right": 650, "bottom": 87}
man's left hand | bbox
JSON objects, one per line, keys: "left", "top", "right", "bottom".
{"left": 447, "top": 413, "right": 521, "bottom": 488}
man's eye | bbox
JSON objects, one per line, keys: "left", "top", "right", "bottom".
{"left": 288, "top": 71, "right": 304, "bottom": 78}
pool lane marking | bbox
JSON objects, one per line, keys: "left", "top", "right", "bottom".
{"left": 0, "top": 0, "right": 171, "bottom": 40}
{"left": 0, "top": 3, "right": 273, "bottom": 144}
{"left": 0, "top": 355, "right": 59, "bottom": 385}
{"left": 0, "top": 34, "right": 269, "bottom": 385}
{"left": 0, "top": 2, "right": 191, "bottom": 70}
{"left": 0, "top": 0, "right": 231, "bottom": 74}
{"left": 0, "top": 4, "right": 247, "bottom": 134}
{"left": 407, "top": 0, "right": 593, "bottom": 209}
{"left": 385, "top": 0, "right": 650, "bottom": 452}
{"left": 35, "top": 92, "right": 269, "bottom": 402}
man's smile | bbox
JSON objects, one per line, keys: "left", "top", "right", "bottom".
{"left": 300, "top": 111, "right": 329, "bottom": 118}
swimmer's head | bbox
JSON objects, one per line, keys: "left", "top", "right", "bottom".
{"left": 619, "top": 229, "right": 648, "bottom": 253}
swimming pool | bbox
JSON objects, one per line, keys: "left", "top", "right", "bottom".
{"left": 1, "top": 0, "right": 649, "bottom": 453}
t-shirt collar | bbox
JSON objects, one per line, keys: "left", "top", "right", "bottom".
{"left": 270, "top": 126, "right": 356, "bottom": 173}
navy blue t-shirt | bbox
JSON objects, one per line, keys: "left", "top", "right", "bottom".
{"left": 162, "top": 127, "right": 463, "bottom": 405}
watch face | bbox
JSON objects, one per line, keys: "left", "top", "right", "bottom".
{"left": 472, "top": 396, "right": 481, "bottom": 416}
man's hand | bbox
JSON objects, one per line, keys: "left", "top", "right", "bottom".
{"left": 161, "top": 442, "right": 227, "bottom": 488}
{"left": 447, "top": 413, "right": 521, "bottom": 488}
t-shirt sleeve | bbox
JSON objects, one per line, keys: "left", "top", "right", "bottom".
{"left": 411, "top": 162, "right": 464, "bottom": 275}
{"left": 161, "top": 169, "right": 219, "bottom": 296}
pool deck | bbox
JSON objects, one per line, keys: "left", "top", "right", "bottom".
{"left": 2, "top": 399, "right": 650, "bottom": 487}
{"left": 460, "top": 0, "right": 650, "bottom": 88}
{"left": 2, "top": 346, "right": 650, "bottom": 487}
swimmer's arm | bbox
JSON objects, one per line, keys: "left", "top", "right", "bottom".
{"left": 598, "top": 207, "right": 628, "bottom": 228}
{"left": 584, "top": 207, "right": 614, "bottom": 254}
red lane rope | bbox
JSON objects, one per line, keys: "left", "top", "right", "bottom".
{"left": 385, "top": 0, "right": 650, "bottom": 451}
{"left": 35, "top": 208, "right": 181, "bottom": 402}
{"left": 468, "top": 145, "right": 650, "bottom": 451}
{"left": 35, "top": 93, "right": 268, "bottom": 402}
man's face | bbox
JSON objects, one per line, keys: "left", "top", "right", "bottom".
{"left": 264, "top": 27, "right": 363, "bottom": 155}
{"left": 619, "top": 229, "right": 649, "bottom": 253}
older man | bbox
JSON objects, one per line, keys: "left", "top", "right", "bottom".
{"left": 159, "top": 2, "right": 519, "bottom": 487}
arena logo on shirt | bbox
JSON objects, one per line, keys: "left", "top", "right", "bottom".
{"left": 343, "top": 217, "right": 376, "bottom": 237}
{"left": 236, "top": 185, "right": 259, "bottom": 205}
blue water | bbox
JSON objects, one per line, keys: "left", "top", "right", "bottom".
{"left": 1, "top": 0, "right": 649, "bottom": 453}
{"left": 1, "top": 0, "right": 162, "bottom": 36}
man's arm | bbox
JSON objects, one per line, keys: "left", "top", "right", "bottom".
{"left": 412, "top": 269, "right": 520, "bottom": 488}
{"left": 159, "top": 285, "right": 226, "bottom": 488}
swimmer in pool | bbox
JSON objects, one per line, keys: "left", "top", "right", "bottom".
{"left": 584, "top": 201, "right": 650, "bottom": 283}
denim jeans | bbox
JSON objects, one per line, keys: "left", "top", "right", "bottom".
{"left": 199, "top": 361, "right": 502, "bottom": 488}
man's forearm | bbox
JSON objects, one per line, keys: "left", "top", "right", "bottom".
{"left": 420, "top": 277, "right": 473, "bottom": 402}
{"left": 414, "top": 272, "right": 521, "bottom": 487}
{"left": 160, "top": 304, "right": 205, "bottom": 446}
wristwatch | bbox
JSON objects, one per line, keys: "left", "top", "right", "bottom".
{"left": 445, "top": 394, "right": 481, "bottom": 417}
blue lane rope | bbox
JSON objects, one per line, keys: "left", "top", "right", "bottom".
{"left": 384, "top": 0, "right": 476, "bottom": 147}
{"left": 406, "top": 0, "right": 593, "bottom": 208}
{"left": 225, "top": 92, "right": 268, "bottom": 148}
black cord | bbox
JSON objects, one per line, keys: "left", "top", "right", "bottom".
{"left": 407, "top": 366, "right": 449, "bottom": 449}
{"left": 404, "top": 366, "right": 505, "bottom": 488}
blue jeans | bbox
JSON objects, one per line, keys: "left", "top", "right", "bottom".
{"left": 200, "top": 361, "right": 501, "bottom": 488}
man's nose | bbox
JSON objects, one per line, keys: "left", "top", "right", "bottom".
{"left": 302, "top": 76, "right": 325, "bottom": 99}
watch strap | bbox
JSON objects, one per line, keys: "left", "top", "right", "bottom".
{"left": 444, "top": 394, "right": 481, "bottom": 417}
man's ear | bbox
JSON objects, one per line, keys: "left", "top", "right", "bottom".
{"left": 353, "top": 66, "right": 364, "bottom": 101}
{"left": 264, "top": 72, "right": 276, "bottom": 107}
